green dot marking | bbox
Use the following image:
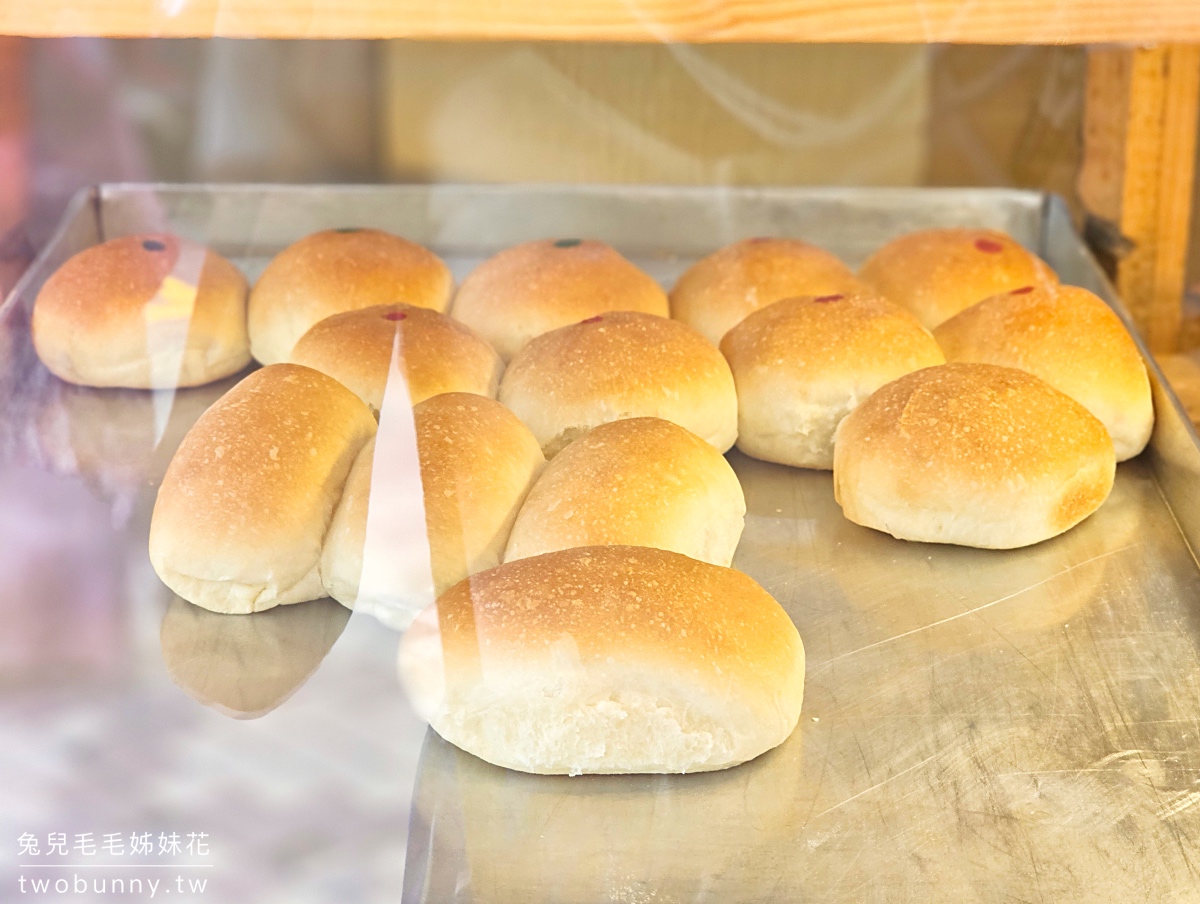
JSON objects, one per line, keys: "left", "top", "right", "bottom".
{"left": 554, "top": 239, "right": 582, "bottom": 248}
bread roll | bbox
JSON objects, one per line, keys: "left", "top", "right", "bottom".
{"left": 289, "top": 303, "right": 502, "bottom": 413}
{"left": 451, "top": 239, "right": 669, "bottom": 361}
{"left": 505, "top": 417, "right": 746, "bottom": 566}
{"left": 858, "top": 228, "right": 1057, "bottom": 329}
{"left": 670, "top": 237, "right": 863, "bottom": 345}
{"left": 248, "top": 228, "right": 452, "bottom": 365}
{"left": 833, "top": 363, "right": 1115, "bottom": 549}
{"left": 322, "top": 393, "right": 544, "bottom": 606}
{"left": 498, "top": 311, "right": 737, "bottom": 457}
{"left": 149, "top": 364, "right": 377, "bottom": 613}
{"left": 933, "top": 284, "right": 1153, "bottom": 461}
{"left": 398, "top": 545, "right": 805, "bottom": 775}
{"left": 720, "top": 292, "right": 945, "bottom": 469}
{"left": 31, "top": 234, "right": 250, "bottom": 388}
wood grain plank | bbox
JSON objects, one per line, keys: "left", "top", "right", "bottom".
{"left": 2, "top": 0, "right": 1200, "bottom": 42}
{"left": 1079, "top": 45, "right": 1200, "bottom": 354}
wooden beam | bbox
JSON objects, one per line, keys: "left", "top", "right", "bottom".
{"left": 1, "top": 0, "right": 1200, "bottom": 43}
{"left": 1079, "top": 44, "right": 1200, "bottom": 354}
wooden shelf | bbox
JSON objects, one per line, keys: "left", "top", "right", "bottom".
{"left": 3, "top": 0, "right": 1200, "bottom": 43}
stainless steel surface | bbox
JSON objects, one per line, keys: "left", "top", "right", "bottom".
{"left": 4, "top": 184, "right": 1200, "bottom": 903}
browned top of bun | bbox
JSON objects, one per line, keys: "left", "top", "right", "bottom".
{"left": 451, "top": 239, "right": 669, "bottom": 360}
{"left": 433, "top": 545, "right": 801, "bottom": 701}
{"left": 503, "top": 311, "right": 722, "bottom": 396}
{"left": 838, "top": 363, "right": 1112, "bottom": 499}
{"left": 248, "top": 228, "right": 452, "bottom": 364}
{"left": 670, "top": 237, "right": 862, "bottom": 344}
{"left": 35, "top": 234, "right": 235, "bottom": 327}
{"left": 404, "top": 392, "right": 546, "bottom": 595}
{"left": 720, "top": 291, "right": 942, "bottom": 380}
{"left": 152, "top": 363, "right": 375, "bottom": 549}
{"left": 933, "top": 284, "right": 1146, "bottom": 394}
{"left": 289, "top": 303, "right": 502, "bottom": 411}
{"left": 858, "top": 228, "right": 1057, "bottom": 329}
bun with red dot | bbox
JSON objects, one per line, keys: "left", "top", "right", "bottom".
{"left": 289, "top": 303, "right": 502, "bottom": 413}
{"left": 858, "top": 228, "right": 1057, "bottom": 329}
{"left": 933, "top": 283, "right": 1153, "bottom": 461}
{"left": 720, "top": 291, "right": 944, "bottom": 469}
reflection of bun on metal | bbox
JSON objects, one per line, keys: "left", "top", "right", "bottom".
{"left": 159, "top": 595, "right": 350, "bottom": 719}
{"left": 31, "top": 234, "right": 250, "bottom": 388}
{"left": 404, "top": 726, "right": 804, "bottom": 904}
{"left": 828, "top": 468, "right": 1143, "bottom": 655}
{"left": 36, "top": 374, "right": 241, "bottom": 500}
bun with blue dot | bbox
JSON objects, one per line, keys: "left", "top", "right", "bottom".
{"left": 31, "top": 233, "right": 250, "bottom": 389}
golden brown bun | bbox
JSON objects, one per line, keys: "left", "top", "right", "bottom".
{"left": 933, "top": 284, "right": 1153, "bottom": 461}
{"left": 31, "top": 234, "right": 250, "bottom": 389}
{"left": 720, "top": 292, "right": 944, "bottom": 469}
{"left": 498, "top": 311, "right": 737, "bottom": 457}
{"left": 398, "top": 545, "right": 805, "bottom": 775}
{"left": 160, "top": 595, "right": 350, "bottom": 720}
{"left": 858, "top": 228, "right": 1058, "bottom": 329}
{"left": 248, "top": 228, "right": 452, "bottom": 365}
{"left": 451, "top": 239, "right": 669, "bottom": 361}
{"left": 321, "top": 393, "right": 545, "bottom": 606}
{"left": 669, "top": 237, "right": 863, "bottom": 345}
{"left": 504, "top": 417, "right": 745, "bottom": 566}
{"left": 833, "top": 363, "right": 1115, "bottom": 549}
{"left": 149, "top": 364, "right": 377, "bottom": 613}
{"left": 289, "top": 303, "right": 503, "bottom": 413}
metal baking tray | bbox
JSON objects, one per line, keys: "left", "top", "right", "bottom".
{"left": 3, "top": 184, "right": 1200, "bottom": 904}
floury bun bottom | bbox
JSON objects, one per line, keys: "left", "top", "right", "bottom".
{"left": 398, "top": 546, "right": 805, "bottom": 776}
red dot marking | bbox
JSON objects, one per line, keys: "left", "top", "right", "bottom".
{"left": 581, "top": 315, "right": 604, "bottom": 324}
{"left": 1010, "top": 285, "right": 1035, "bottom": 295}
{"left": 383, "top": 311, "right": 407, "bottom": 321}
{"left": 814, "top": 294, "right": 844, "bottom": 303}
{"left": 974, "top": 238, "right": 1004, "bottom": 254}
{"left": 748, "top": 236, "right": 771, "bottom": 243}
